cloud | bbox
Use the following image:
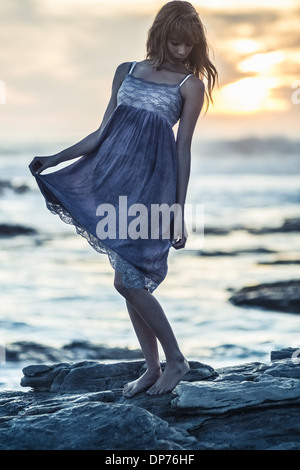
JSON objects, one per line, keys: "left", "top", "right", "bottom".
{"left": 1, "top": 0, "right": 299, "bottom": 141}
{"left": 0, "top": 0, "right": 154, "bottom": 140}
{"left": 204, "top": 5, "right": 300, "bottom": 122}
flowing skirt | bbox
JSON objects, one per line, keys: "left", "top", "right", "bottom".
{"left": 35, "top": 104, "right": 178, "bottom": 292}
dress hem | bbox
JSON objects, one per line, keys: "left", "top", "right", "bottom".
{"left": 45, "top": 200, "right": 159, "bottom": 293}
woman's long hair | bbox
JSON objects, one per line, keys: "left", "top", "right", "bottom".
{"left": 146, "top": 1, "right": 218, "bottom": 112}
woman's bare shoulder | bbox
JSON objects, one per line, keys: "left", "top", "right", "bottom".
{"left": 181, "top": 75, "right": 205, "bottom": 99}
{"left": 110, "top": 62, "right": 132, "bottom": 89}
{"left": 115, "top": 62, "right": 132, "bottom": 77}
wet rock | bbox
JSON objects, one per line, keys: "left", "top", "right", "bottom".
{"left": 247, "top": 217, "right": 300, "bottom": 234}
{"left": 0, "top": 224, "right": 37, "bottom": 237}
{"left": 271, "top": 347, "right": 300, "bottom": 362}
{"left": 203, "top": 226, "right": 231, "bottom": 236}
{"left": 6, "top": 340, "right": 143, "bottom": 363}
{"left": 0, "top": 392, "right": 194, "bottom": 450}
{"left": 229, "top": 279, "right": 300, "bottom": 314}
{"left": 62, "top": 340, "right": 143, "bottom": 361}
{"left": 1, "top": 349, "right": 300, "bottom": 450}
{"left": 198, "top": 217, "right": 300, "bottom": 239}
{"left": 258, "top": 259, "right": 300, "bottom": 265}
{"left": 172, "top": 356, "right": 300, "bottom": 450}
{"left": 172, "top": 375, "right": 300, "bottom": 415}
{"left": 196, "top": 217, "right": 300, "bottom": 240}
{"left": 198, "top": 247, "right": 276, "bottom": 257}
{"left": 0, "top": 180, "right": 30, "bottom": 194}
{"left": 20, "top": 360, "right": 217, "bottom": 394}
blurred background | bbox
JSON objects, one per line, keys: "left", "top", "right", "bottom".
{"left": 1, "top": 0, "right": 300, "bottom": 141}
{"left": 0, "top": 0, "right": 299, "bottom": 389}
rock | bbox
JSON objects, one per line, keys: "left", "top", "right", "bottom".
{"left": 63, "top": 340, "right": 143, "bottom": 360}
{"left": 0, "top": 224, "right": 37, "bottom": 237}
{"left": 271, "top": 347, "right": 300, "bottom": 362}
{"left": 258, "top": 259, "right": 300, "bottom": 266}
{"left": 203, "top": 226, "right": 231, "bottom": 236}
{"left": 229, "top": 279, "right": 300, "bottom": 314}
{"left": 0, "top": 392, "right": 194, "bottom": 450}
{"left": 197, "top": 247, "right": 276, "bottom": 257}
{"left": 20, "top": 360, "right": 217, "bottom": 394}
{"left": 247, "top": 217, "right": 300, "bottom": 234}
{"left": 172, "top": 375, "right": 300, "bottom": 415}
{"left": 5, "top": 340, "right": 143, "bottom": 363}
{"left": 171, "top": 356, "right": 300, "bottom": 450}
{"left": 0, "top": 179, "right": 30, "bottom": 194}
{"left": 196, "top": 217, "right": 300, "bottom": 239}
{"left": 1, "top": 349, "right": 300, "bottom": 450}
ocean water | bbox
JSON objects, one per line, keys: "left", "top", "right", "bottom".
{"left": 0, "top": 137, "right": 299, "bottom": 390}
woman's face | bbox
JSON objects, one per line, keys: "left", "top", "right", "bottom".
{"left": 166, "top": 38, "right": 194, "bottom": 62}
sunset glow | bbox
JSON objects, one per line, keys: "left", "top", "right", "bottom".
{"left": 1, "top": 0, "right": 299, "bottom": 139}
{"left": 213, "top": 76, "right": 289, "bottom": 115}
{"left": 238, "top": 52, "right": 285, "bottom": 74}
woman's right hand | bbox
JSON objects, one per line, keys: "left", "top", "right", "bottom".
{"left": 29, "top": 155, "right": 60, "bottom": 176}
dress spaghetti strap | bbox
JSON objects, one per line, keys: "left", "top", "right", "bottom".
{"left": 179, "top": 73, "right": 194, "bottom": 87}
{"left": 128, "top": 61, "right": 137, "bottom": 74}
{"left": 128, "top": 62, "right": 193, "bottom": 87}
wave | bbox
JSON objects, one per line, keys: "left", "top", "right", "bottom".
{"left": 193, "top": 136, "right": 300, "bottom": 157}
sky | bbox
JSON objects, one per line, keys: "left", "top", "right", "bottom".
{"left": 0, "top": 0, "right": 299, "bottom": 145}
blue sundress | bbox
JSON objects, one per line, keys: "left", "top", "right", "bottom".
{"left": 34, "top": 61, "right": 193, "bottom": 292}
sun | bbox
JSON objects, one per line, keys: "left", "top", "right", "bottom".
{"left": 213, "top": 76, "right": 288, "bottom": 115}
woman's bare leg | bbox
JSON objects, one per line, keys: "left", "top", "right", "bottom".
{"left": 114, "top": 271, "right": 189, "bottom": 396}
{"left": 123, "top": 300, "right": 162, "bottom": 397}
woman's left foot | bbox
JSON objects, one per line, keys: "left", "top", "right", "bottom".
{"left": 146, "top": 358, "right": 190, "bottom": 395}
{"left": 123, "top": 368, "right": 162, "bottom": 398}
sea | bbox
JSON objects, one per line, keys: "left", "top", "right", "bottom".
{"left": 0, "top": 136, "right": 299, "bottom": 391}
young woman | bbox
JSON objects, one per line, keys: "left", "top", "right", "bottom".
{"left": 29, "top": 1, "right": 218, "bottom": 397}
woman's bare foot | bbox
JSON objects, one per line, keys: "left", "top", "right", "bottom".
{"left": 123, "top": 368, "right": 162, "bottom": 398}
{"left": 146, "top": 358, "right": 190, "bottom": 395}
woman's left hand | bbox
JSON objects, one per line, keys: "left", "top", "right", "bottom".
{"left": 172, "top": 234, "right": 187, "bottom": 250}
{"left": 172, "top": 220, "right": 188, "bottom": 250}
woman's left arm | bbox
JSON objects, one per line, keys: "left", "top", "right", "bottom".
{"left": 173, "top": 77, "right": 205, "bottom": 249}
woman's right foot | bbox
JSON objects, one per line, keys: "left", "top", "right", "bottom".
{"left": 123, "top": 368, "right": 162, "bottom": 398}
{"left": 146, "top": 358, "right": 190, "bottom": 395}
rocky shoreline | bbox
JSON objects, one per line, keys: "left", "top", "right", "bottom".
{"left": 1, "top": 179, "right": 299, "bottom": 450}
{"left": 5, "top": 340, "right": 143, "bottom": 364}
{"left": 1, "top": 347, "right": 300, "bottom": 450}
{"left": 229, "top": 279, "right": 300, "bottom": 314}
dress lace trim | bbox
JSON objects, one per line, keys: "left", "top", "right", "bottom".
{"left": 46, "top": 201, "right": 158, "bottom": 293}
{"left": 117, "top": 74, "right": 184, "bottom": 127}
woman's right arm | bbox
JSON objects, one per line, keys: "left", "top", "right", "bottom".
{"left": 29, "top": 62, "right": 130, "bottom": 175}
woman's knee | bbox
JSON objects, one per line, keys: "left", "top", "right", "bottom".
{"left": 114, "top": 272, "right": 133, "bottom": 300}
